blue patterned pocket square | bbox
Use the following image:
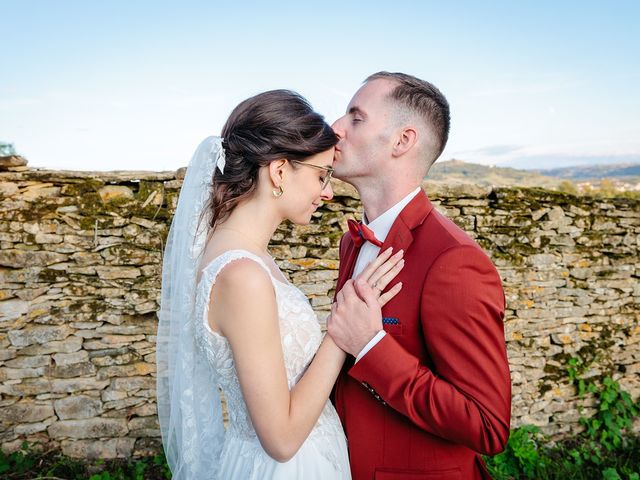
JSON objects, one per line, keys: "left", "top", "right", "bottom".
{"left": 382, "top": 317, "right": 400, "bottom": 325}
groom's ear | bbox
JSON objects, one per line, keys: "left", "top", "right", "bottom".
{"left": 268, "top": 159, "right": 288, "bottom": 187}
{"left": 392, "top": 127, "right": 418, "bottom": 158}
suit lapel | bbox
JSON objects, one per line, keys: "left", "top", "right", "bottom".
{"left": 335, "top": 234, "right": 360, "bottom": 371}
{"left": 336, "top": 235, "right": 360, "bottom": 292}
{"left": 379, "top": 189, "right": 433, "bottom": 254}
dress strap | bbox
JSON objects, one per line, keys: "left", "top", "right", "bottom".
{"left": 200, "top": 249, "right": 276, "bottom": 287}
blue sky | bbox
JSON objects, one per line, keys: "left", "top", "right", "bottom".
{"left": 1, "top": 0, "right": 639, "bottom": 171}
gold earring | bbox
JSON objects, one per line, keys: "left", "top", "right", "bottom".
{"left": 272, "top": 186, "right": 284, "bottom": 198}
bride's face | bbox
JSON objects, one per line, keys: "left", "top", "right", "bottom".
{"left": 282, "top": 148, "right": 335, "bottom": 225}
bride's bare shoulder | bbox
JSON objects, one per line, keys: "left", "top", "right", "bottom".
{"left": 209, "top": 257, "right": 276, "bottom": 335}
{"left": 215, "top": 257, "right": 271, "bottom": 293}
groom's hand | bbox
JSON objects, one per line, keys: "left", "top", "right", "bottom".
{"left": 328, "top": 279, "right": 383, "bottom": 357}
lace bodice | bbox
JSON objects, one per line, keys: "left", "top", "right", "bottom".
{"left": 194, "top": 250, "right": 343, "bottom": 444}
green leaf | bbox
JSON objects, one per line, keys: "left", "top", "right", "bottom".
{"left": 602, "top": 467, "right": 622, "bottom": 480}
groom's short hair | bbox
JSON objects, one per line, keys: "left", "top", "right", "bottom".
{"left": 366, "top": 72, "right": 450, "bottom": 171}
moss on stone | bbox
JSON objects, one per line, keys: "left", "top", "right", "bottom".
{"left": 134, "top": 181, "right": 166, "bottom": 218}
{"left": 15, "top": 199, "right": 59, "bottom": 222}
{"left": 60, "top": 179, "right": 105, "bottom": 197}
{"left": 38, "top": 268, "right": 64, "bottom": 283}
{"left": 539, "top": 382, "right": 553, "bottom": 396}
{"left": 539, "top": 325, "right": 621, "bottom": 394}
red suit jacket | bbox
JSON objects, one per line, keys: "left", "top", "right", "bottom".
{"left": 333, "top": 190, "right": 511, "bottom": 480}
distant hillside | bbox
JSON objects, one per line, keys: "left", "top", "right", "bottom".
{"left": 426, "top": 160, "right": 640, "bottom": 190}
{"left": 535, "top": 163, "right": 640, "bottom": 180}
{"left": 426, "top": 159, "right": 562, "bottom": 188}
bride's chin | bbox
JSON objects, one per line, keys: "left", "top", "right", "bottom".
{"left": 290, "top": 214, "right": 313, "bottom": 226}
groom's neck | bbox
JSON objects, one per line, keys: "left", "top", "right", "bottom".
{"left": 359, "top": 182, "right": 420, "bottom": 223}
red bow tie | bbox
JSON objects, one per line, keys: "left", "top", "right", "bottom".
{"left": 348, "top": 219, "right": 383, "bottom": 248}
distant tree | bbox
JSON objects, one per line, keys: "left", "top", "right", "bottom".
{"left": 618, "top": 190, "right": 640, "bottom": 199}
{"left": 0, "top": 142, "right": 17, "bottom": 156}
{"left": 557, "top": 180, "right": 578, "bottom": 195}
{"left": 577, "top": 183, "right": 594, "bottom": 195}
{"left": 598, "top": 178, "right": 617, "bottom": 197}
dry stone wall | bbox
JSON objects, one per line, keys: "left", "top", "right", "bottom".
{"left": 0, "top": 167, "right": 638, "bottom": 459}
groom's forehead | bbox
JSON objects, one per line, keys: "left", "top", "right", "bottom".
{"left": 348, "top": 80, "right": 395, "bottom": 109}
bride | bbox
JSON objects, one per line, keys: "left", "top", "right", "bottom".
{"left": 156, "top": 90, "right": 403, "bottom": 479}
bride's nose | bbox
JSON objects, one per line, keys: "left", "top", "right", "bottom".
{"left": 321, "top": 182, "right": 334, "bottom": 201}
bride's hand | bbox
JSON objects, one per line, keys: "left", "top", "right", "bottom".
{"left": 354, "top": 247, "right": 404, "bottom": 307}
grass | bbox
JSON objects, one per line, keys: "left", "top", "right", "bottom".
{"left": 0, "top": 443, "right": 170, "bottom": 480}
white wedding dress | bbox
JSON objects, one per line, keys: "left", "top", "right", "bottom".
{"left": 194, "top": 249, "right": 351, "bottom": 479}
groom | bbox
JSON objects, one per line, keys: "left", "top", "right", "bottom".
{"left": 328, "top": 72, "right": 512, "bottom": 479}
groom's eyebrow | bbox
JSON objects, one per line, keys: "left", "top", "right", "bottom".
{"left": 348, "top": 106, "right": 366, "bottom": 117}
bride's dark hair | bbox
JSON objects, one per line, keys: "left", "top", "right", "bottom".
{"left": 205, "top": 89, "right": 338, "bottom": 231}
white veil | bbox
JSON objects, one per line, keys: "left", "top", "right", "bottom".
{"left": 156, "top": 136, "right": 226, "bottom": 479}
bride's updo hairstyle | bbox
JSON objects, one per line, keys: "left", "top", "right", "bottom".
{"left": 206, "top": 89, "right": 338, "bottom": 231}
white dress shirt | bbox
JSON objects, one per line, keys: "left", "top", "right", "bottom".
{"left": 352, "top": 187, "right": 421, "bottom": 362}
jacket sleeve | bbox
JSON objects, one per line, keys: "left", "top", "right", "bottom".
{"left": 347, "top": 245, "right": 512, "bottom": 455}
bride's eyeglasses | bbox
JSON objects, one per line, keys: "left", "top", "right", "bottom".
{"left": 289, "top": 160, "right": 334, "bottom": 189}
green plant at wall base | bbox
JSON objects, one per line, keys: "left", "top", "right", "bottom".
{"left": 486, "top": 354, "right": 640, "bottom": 479}
{"left": 603, "top": 468, "right": 639, "bottom": 480}
{"left": 0, "top": 442, "right": 35, "bottom": 475}
{"left": 154, "top": 452, "right": 173, "bottom": 479}
{"left": 485, "top": 427, "right": 639, "bottom": 479}
{"left": 564, "top": 356, "right": 639, "bottom": 473}
{"left": 88, "top": 460, "right": 147, "bottom": 480}
{"left": 0, "top": 443, "right": 171, "bottom": 479}
{"left": 566, "top": 356, "right": 640, "bottom": 463}
{"left": 484, "top": 425, "right": 548, "bottom": 478}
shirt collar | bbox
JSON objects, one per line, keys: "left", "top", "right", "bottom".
{"left": 363, "top": 187, "right": 421, "bottom": 244}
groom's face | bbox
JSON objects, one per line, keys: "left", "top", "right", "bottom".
{"left": 331, "top": 79, "right": 396, "bottom": 182}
